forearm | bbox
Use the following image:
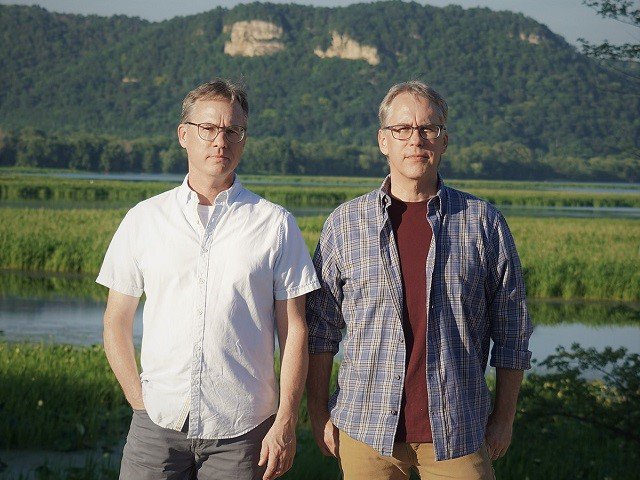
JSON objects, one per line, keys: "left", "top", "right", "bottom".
{"left": 492, "top": 368, "right": 524, "bottom": 422}
{"left": 306, "top": 352, "right": 334, "bottom": 420}
{"left": 103, "top": 291, "right": 142, "bottom": 409}
{"left": 277, "top": 321, "right": 309, "bottom": 426}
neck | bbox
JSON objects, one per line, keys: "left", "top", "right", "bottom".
{"left": 187, "top": 172, "right": 235, "bottom": 205}
{"left": 389, "top": 173, "right": 438, "bottom": 202}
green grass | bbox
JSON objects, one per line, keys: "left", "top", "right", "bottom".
{"left": 0, "top": 342, "right": 130, "bottom": 452}
{"left": 0, "top": 209, "right": 125, "bottom": 273}
{"left": 1, "top": 342, "right": 638, "bottom": 480}
{"left": 511, "top": 217, "right": 640, "bottom": 301}
{"left": 0, "top": 209, "right": 638, "bottom": 301}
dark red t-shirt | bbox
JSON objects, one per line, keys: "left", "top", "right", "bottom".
{"left": 388, "top": 195, "right": 433, "bottom": 443}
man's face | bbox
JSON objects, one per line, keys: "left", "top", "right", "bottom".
{"left": 177, "top": 98, "right": 247, "bottom": 184}
{"left": 377, "top": 92, "right": 448, "bottom": 184}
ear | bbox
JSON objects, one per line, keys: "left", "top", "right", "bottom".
{"left": 441, "top": 132, "right": 448, "bottom": 154}
{"left": 177, "top": 124, "right": 188, "bottom": 149}
{"left": 378, "top": 129, "right": 389, "bottom": 156}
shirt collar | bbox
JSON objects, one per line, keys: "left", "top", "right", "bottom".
{"left": 378, "top": 173, "right": 447, "bottom": 215}
{"left": 177, "top": 174, "right": 244, "bottom": 206}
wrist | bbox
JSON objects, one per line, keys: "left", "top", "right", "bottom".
{"left": 274, "top": 410, "right": 298, "bottom": 429}
{"left": 489, "top": 408, "right": 516, "bottom": 423}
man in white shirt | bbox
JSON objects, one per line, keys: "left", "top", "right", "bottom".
{"left": 97, "top": 79, "right": 320, "bottom": 480}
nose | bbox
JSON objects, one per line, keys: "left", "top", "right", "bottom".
{"left": 211, "top": 128, "right": 228, "bottom": 148}
{"left": 407, "top": 126, "right": 424, "bottom": 145}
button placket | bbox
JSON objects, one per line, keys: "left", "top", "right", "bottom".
{"left": 189, "top": 200, "right": 227, "bottom": 438}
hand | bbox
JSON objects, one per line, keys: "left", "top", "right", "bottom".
{"left": 310, "top": 412, "right": 339, "bottom": 458}
{"left": 259, "top": 419, "right": 296, "bottom": 480}
{"left": 484, "top": 411, "right": 514, "bottom": 461}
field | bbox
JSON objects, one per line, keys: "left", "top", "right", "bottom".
{"left": 1, "top": 341, "right": 637, "bottom": 480}
{"left": 1, "top": 209, "right": 638, "bottom": 301}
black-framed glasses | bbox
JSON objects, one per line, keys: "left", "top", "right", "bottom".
{"left": 185, "top": 122, "right": 246, "bottom": 143}
{"left": 382, "top": 124, "right": 446, "bottom": 141}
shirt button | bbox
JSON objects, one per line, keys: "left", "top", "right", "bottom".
{"left": 391, "top": 410, "right": 398, "bottom": 415}
{"left": 197, "top": 309, "right": 203, "bottom": 315}
{"left": 395, "top": 374, "right": 401, "bottom": 380}
{"left": 399, "top": 338, "right": 404, "bottom": 344}
{"left": 198, "top": 278, "right": 204, "bottom": 284}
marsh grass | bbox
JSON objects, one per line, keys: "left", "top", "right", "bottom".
{"left": 510, "top": 217, "right": 640, "bottom": 301}
{"left": 0, "top": 342, "right": 130, "bottom": 451}
{"left": 1, "top": 210, "right": 638, "bottom": 301}
{"left": 0, "top": 209, "right": 124, "bottom": 273}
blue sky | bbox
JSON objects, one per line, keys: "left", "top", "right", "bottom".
{"left": 2, "top": 0, "right": 637, "bottom": 47}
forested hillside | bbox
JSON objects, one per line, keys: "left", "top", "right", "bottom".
{"left": 0, "top": 2, "right": 637, "bottom": 180}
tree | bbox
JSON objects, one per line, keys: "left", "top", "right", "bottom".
{"left": 520, "top": 344, "right": 640, "bottom": 444}
{"left": 579, "top": 1, "right": 640, "bottom": 62}
{"left": 579, "top": 1, "right": 640, "bottom": 162}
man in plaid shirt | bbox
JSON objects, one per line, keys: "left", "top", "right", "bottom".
{"left": 306, "top": 81, "right": 533, "bottom": 480}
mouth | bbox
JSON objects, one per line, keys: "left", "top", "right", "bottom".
{"left": 405, "top": 154, "right": 430, "bottom": 161}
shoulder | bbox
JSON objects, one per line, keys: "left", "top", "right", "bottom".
{"left": 237, "top": 187, "right": 292, "bottom": 227}
{"left": 443, "top": 185, "right": 503, "bottom": 224}
{"left": 121, "top": 186, "right": 180, "bottom": 227}
{"left": 130, "top": 186, "right": 179, "bottom": 213}
{"left": 326, "top": 189, "right": 379, "bottom": 225}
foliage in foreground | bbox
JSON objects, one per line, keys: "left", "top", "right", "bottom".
{"left": 521, "top": 344, "right": 640, "bottom": 445}
{"left": 0, "top": 343, "right": 130, "bottom": 452}
{"left": 1, "top": 343, "right": 639, "bottom": 479}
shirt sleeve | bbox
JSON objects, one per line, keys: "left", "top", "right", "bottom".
{"left": 272, "top": 211, "right": 320, "bottom": 301}
{"left": 95, "top": 209, "right": 144, "bottom": 297}
{"left": 306, "top": 215, "right": 346, "bottom": 355}
{"left": 486, "top": 212, "right": 533, "bottom": 370}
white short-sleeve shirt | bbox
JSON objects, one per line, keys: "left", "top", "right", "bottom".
{"left": 96, "top": 176, "right": 320, "bottom": 438}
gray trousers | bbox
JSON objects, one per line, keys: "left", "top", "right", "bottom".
{"left": 119, "top": 410, "right": 274, "bottom": 480}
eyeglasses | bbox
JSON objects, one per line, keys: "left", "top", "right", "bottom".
{"left": 382, "top": 124, "right": 446, "bottom": 141}
{"left": 184, "top": 122, "right": 246, "bottom": 143}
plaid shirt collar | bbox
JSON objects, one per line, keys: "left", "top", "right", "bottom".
{"left": 377, "top": 174, "right": 447, "bottom": 217}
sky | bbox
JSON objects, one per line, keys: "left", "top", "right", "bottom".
{"left": 1, "top": 0, "right": 637, "bottom": 47}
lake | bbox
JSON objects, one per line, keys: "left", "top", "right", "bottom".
{"left": 1, "top": 292, "right": 638, "bottom": 366}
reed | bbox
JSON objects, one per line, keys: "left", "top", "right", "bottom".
{"left": 1, "top": 209, "right": 638, "bottom": 301}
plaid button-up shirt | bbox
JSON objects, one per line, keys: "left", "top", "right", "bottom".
{"left": 307, "top": 176, "right": 532, "bottom": 460}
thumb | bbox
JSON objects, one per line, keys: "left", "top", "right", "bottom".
{"left": 258, "top": 441, "right": 269, "bottom": 466}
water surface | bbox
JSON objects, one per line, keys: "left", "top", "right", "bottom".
{"left": 1, "top": 296, "right": 637, "bottom": 365}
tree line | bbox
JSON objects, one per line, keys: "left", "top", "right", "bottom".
{"left": 1, "top": 128, "right": 636, "bottom": 181}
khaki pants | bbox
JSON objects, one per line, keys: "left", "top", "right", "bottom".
{"left": 338, "top": 429, "right": 495, "bottom": 480}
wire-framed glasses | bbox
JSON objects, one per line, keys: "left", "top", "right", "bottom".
{"left": 185, "top": 122, "right": 246, "bottom": 143}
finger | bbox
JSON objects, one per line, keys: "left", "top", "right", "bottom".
{"left": 485, "top": 443, "right": 495, "bottom": 460}
{"left": 258, "top": 441, "right": 269, "bottom": 467}
{"left": 262, "top": 449, "right": 279, "bottom": 480}
{"left": 331, "top": 428, "right": 340, "bottom": 459}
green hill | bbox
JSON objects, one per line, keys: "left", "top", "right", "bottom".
{"left": 0, "top": 2, "right": 638, "bottom": 180}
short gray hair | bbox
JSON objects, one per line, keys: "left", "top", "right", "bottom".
{"left": 180, "top": 79, "right": 249, "bottom": 124}
{"left": 378, "top": 81, "right": 448, "bottom": 127}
